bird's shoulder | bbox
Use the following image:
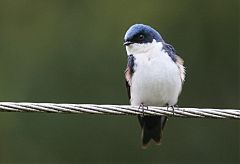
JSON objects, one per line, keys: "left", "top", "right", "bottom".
{"left": 162, "top": 42, "right": 176, "bottom": 62}
{"left": 162, "top": 42, "right": 185, "bottom": 82}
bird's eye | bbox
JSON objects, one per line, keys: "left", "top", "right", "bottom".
{"left": 139, "top": 34, "right": 144, "bottom": 40}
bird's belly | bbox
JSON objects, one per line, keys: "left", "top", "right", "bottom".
{"left": 130, "top": 58, "right": 182, "bottom": 107}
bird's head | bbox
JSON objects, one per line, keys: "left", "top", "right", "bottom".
{"left": 124, "top": 24, "right": 163, "bottom": 54}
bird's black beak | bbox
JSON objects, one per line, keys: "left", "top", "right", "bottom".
{"left": 123, "top": 41, "right": 133, "bottom": 46}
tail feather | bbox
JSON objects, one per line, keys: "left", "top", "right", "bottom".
{"left": 138, "top": 115, "right": 168, "bottom": 148}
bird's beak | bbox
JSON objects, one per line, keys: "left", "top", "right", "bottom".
{"left": 123, "top": 41, "right": 133, "bottom": 46}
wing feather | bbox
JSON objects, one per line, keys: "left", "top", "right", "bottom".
{"left": 125, "top": 67, "right": 132, "bottom": 99}
{"left": 176, "top": 55, "right": 185, "bottom": 83}
{"left": 163, "top": 42, "right": 185, "bottom": 83}
{"left": 124, "top": 54, "right": 135, "bottom": 100}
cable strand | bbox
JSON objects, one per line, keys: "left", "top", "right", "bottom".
{"left": 0, "top": 102, "right": 239, "bottom": 119}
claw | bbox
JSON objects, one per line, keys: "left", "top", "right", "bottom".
{"left": 167, "top": 104, "right": 176, "bottom": 116}
{"left": 138, "top": 103, "right": 148, "bottom": 117}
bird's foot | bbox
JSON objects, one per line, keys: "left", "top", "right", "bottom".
{"left": 167, "top": 104, "right": 178, "bottom": 116}
{"left": 138, "top": 103, "right": 148, "bottom": 117}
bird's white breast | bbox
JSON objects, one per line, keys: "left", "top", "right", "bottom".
{"left": 128, "top": 42, "right": 182, "bottom": 107}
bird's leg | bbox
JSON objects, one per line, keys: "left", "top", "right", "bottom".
{"left": 138, "top": 103, "right": 148, "bottom": 117}
{"left": 174, "top": 104, "right": 179, "bottom": 110}
{"left": 167, "top": 104, "right": 176, "bottom": 116}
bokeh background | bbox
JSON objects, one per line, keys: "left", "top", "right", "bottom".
{"left": 0, "top": 0, "right": 239, "bottom": 163}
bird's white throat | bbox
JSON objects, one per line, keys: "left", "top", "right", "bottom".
{"left": 126, "top": 39, "right": 162, "bottom": 56}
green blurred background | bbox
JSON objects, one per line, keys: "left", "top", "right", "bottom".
{"left": 0, "top": 0, "right": 239, "bottom": 163}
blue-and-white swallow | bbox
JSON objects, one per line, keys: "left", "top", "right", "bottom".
{"left": 123, "top": 24, "right": 185, "bottom": 148}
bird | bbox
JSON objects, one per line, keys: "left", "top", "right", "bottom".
{"left": 123, "top": 24, "right": 185, "bottom": 148}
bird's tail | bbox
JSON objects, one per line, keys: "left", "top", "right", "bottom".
{"left": 138, "top": 115, "right": 168, "bottom": 148}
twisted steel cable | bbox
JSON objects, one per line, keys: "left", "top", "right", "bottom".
{"left": 0, "top": 102, "right": 239, "bottom": 119}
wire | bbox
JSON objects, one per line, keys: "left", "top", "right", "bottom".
{"left": 0, "top": 102, "right": 239, "bottom": 119}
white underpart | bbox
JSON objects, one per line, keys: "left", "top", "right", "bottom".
{"left": 126, "top": 40, "right": 182, "bottom": 106}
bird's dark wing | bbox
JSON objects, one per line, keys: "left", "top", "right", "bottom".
{"left": 124, "top": 54, "right": 135, "bottom": 100}
{"left": 162, "top": 42, "right": 177, "bottom": 62}
{"left": 125, "top": 68, "right": 131, "bottom": 100}
{"left": 162, "top": 42, "right": 185, "bottom": 83}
